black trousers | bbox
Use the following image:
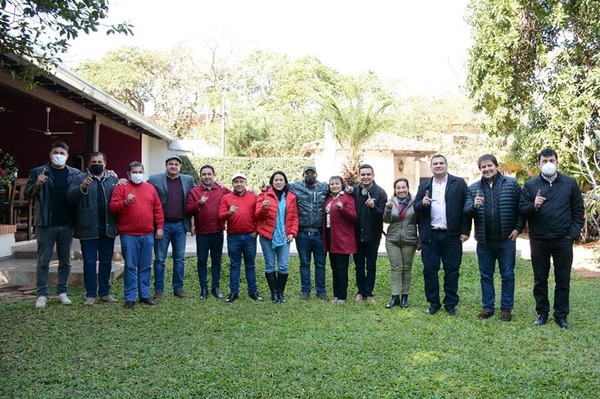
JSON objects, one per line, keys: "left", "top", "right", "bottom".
{"left": 529, "top": 237, "right": 573, "bottom": 318}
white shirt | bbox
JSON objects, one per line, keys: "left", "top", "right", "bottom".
{"left": 430, "top": 174, "right": 448, "bottom": 229}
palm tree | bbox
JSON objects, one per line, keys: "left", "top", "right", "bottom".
{"left": 321, "top": 82, "right": 393, "bottom": 185}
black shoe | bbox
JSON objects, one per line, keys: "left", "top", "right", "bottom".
{"left": 225, "top": 293, "right": 238, "bottom": 303}
{"left": 534, "top": 313, "right": 548, "bottom": 326}
{"left": 124, "top": 301, "right": 135, "bottom": 309}
{"left": 139, "top": 298, "right": 156, "bottom": 306}
{"left": 174, "top": 290, "right": 186, "bottom": 299}
{"left": 400, "top": 294, "right": 409, "bottom": 308}
{"left": 446, "top": 307, "right": 458, "bottom": 316}
{"left": 426, "top": 305, "right": 440, "bottom": 315}
{"left": 277, "top": 292, "right": 286, "bottom": 303}
{"left": 554, "top": 317, "right": 571, "bottom": 330}
{"left": 385, "top": 295, "right": 400, "bottom": 309}
{"left": 199, "top": 288, "right": 208, "bottom": 300}
{"left": 249, "top": 292, "right": 263, "bottom": 301}
{"left": 212, "top": 288, "right": 223, "bottom": 299}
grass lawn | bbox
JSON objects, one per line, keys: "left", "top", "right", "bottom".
{"left": 1, "top": 254, "right": 599, "bottom": 398}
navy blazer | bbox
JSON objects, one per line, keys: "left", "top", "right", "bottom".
{"left": 147, "top": 173, "right": 195, "bottom": 232}
{"left": 413, "top": 173, "right": 470, "bottom": 242}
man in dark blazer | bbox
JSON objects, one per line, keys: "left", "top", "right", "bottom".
{"left": 148, "top": 155, "right": 195, "bottom": 299}
{"left": 414, "top": 155, "right": 470, "bottom": 316}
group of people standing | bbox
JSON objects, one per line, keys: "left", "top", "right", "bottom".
{"left": 26, "top": 141, "right": 584, "bottom": 329}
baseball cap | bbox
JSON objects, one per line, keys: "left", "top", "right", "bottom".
{"left": 231, "top": 172, "right": 247, "bottom": 181}
{"left": 303, "top": 165, "right": 317, "bottom": 173}
{"left": 165, "top": 154, "right": 182, "bottom": 164}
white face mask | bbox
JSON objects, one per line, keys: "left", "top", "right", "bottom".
{"left": 130, "top": 173, "right": 144, "bottom": 184}
{"left": 541, "top": 163, "right": 557, "bottom": 177}
{"left": 51, "top": 154, "right": 67, "bottom": 167}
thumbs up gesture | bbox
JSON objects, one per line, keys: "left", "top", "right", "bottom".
{"left": 365, "top": 191, "right": 375, "bottom": 208}
{"left": 474, "top": 189, "right": 484, "bottom": 209}
{"left": 335, "top": 200, "right": 343, "bottom": 210}
{"left": 534, "top": 189, "right": 545, "bottom": 210}
{"left": 229, "top": 200, "right": 237, "bottom": 214}
{"left": 126, "top": 189, "right": 136, "bottom": 205}
{"left": 422, "top": 189, "right": 431, "bottom": 206}
{"left": 386, "top": 196, "right": 394, "bottom": 210}
{"left": 36, "top": 168, "right": 49, "bottom": 187}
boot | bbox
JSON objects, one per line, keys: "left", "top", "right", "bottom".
{"left": 400, "top": 294, "right": 409, "bottom": 308}
{"left": 265, "top": 272, "right": 279, "bottom": 303}
{"left": 277, "top": 273, "right": 288, "bottom": 303}
{"left": 385, "top": 295, "right": 400, "bottom": 309}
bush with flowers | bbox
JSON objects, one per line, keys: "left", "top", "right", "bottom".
{"left": 0, "top": 148, "right": 18, "bottom": 188}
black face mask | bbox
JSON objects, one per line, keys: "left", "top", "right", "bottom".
{"left": 304, "top": 175, "right": 316, "bottom": 185}
{"left": 89, "top": 164, "right": 104, "bottom": 176}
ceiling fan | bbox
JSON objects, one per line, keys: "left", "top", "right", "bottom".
{"left": 29, "top": 107, "right": 73, "bottom": 136}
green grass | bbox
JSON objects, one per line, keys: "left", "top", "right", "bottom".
{"left": 1, "top": 254, "right": 599, "bottom": 398}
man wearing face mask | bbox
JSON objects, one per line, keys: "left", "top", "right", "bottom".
{"left": 110, "top": 161, "right": 164, "bottom": 309}
{"left": 25, "top": 141, "right": 82, "bottom": 309}
{"left": 288, "top": 165, "right": 329, "bottom": 300}
{"left": 66, "top": 152, "right": 119, "bottom": 306}
{"left": 519, "top": 148, "right": 584, "bottom": 329}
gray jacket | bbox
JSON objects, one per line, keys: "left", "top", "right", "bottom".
{"left": 147, "top": 173, "right": 195, "bottom": 232}
{"left": 383, "top": 197, "right": 419, "bottom": 246}
{"left": 288, "top": 181, "right": 328, "bottom": 230}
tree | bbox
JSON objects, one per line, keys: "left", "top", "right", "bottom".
{"left": 1, "top": 0, "right": 133, "bottom": 86}
{"left": 321, "top": 80, "right": 393, "bottom": 184}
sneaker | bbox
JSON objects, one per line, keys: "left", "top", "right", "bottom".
{"left": 35, "top": 296, "right": 47, "bottom": 309}
{"left": 58, "top": 293, "right": 72, "bottom": 305}
{"left": 500, "top": 310, "right": 512, "bottom": 322}
{"left": 330, "top": 297, "right": 339, "bottom": 304}
{"left": 100, "top": 295, "right": 118, "bottom": 303}
{"left": 336, "top": 299, "right": 346, "bottom": 304}
{"left": 83, "top": 297, "right": 96, "bottom": 306}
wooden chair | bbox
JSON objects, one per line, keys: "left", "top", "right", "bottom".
{"left": 9, "top": 178, "right": 34, "bottom": 241}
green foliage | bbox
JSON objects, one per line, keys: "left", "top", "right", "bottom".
{"left": 179, "top": 155, "right": 310, "bottom": 190}
{"left": 0, "top": 0, "right": 133, "bottom": 87}
{"left": 1, "top": 255, "right": 599, "bottom": 398}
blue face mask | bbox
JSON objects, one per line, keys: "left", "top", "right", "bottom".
{"left": 304, "top": 175, "right": 316, "bottom": 185}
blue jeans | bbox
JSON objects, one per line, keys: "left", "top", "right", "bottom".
{"left": 153, "top": 221, "right": 187, "bottom": 293}
{"left": 227, "top": 233, "right": 258, "bottom": 294}
{"left": 476, "top": 240, "right": 516, "bottom": 312}
{"left": 259, "top": 236, "right": 290, "bottom": 274}
{"left": 121, "top": 234, "right": 154, "bottom": 301}
{"left": 296, "top": 231, "right": 327, "bottom": 295}
{"left": 421, "top": 231, "right": 463, "bottom": 309}
{"left": 36, "top": 225, "right": 73, "bottom": 297}
{"left": 196, "top": 232, "right": 224, "bottom": 290}
{"left": 353, "top": 241, "right": 380, "bottom": 297}
{"left": 80, "top": 229, "right": 116, "bottom": 298}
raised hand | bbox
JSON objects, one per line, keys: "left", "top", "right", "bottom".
{"left": 474, "top": 189, "right": 484, "bottom": 209}
{"left": 200, "top": 193, "right": 209, "bottom": 204}
{"left": 422, "top": 190, "right": 431, "bottom": 206}
{"left": 385, "top": 196, "right": 394, "bottom": 210}
{"left": 126, "top": 189, "right": 136, "bottom": 205}
{"left": 365, "top": 191, "right": 375, "bottom": 208}
{"left": 36, "top": 168, "right": 48, "bottom": 187}
{"left": 262, "top": 198, "right": 270, "bottom": 210}
{"left": 335, "top": 200, "right": 343, "bottom": 210}
{"left": 81, "top": 174, "right": 93, "bottom": 191}
{"left": 229, "top": 200, "right": 238, "bottom": 214}
{"left": 534, "top": 189, "right": 545, "bottom": 210}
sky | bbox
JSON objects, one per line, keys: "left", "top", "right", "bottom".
{"left": 64, "top": 0, "right": 473, "bottom": 97}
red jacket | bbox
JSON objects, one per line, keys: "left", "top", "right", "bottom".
{"left": 323, "top": 193, "right": 357, "bottom": 254}
{"left": 218, "top": 190, "right": 257, "bottom": 235}
{"left": 110, "top": 181, "right": 164, "bottom": 236}
{"left": 255, "top": 188, "right": 299, "bottom": 240}
{"left": 185, "top": 182, "right": 231, "bottom": 234}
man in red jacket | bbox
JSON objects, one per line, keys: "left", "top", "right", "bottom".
{"left": 110, "top": 161, "right": 164, "bottom": 309}
{"left": 185, "top": 165, "right": 231, "bottom": 299}
{"left": 218, "top": 173, "right": 262, "bottom": 302}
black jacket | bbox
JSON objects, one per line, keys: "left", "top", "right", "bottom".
{"left": 66, "top": 171, "right": 119, "bottom": 239}
{"left": 519, "top": 173, "right": 584, "bottom": 240}
{"left": 465, "top": 174, "right": 524, "bottom": 243}
{"left": 352, "top": 182, "right": 387, "bottom": 243}
{"left": 414, "top": 173, "right": 470, "bottom": 241}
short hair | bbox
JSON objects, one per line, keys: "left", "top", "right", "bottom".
{"left": 89, "top": 151, "right": 106, "bottom": 162}
{"left": 393, "top": 177, "right": 410, "bottom": 190}
{"left": 358, "top": 163, "right": 374, "bottom": 173}
{"left": 50, "top": 141, "right": 69, "bottom": 152}
{"left": 430, "top": 154, "right": 447, "bottom": 164}
{"left": 477, "top": 154, "right": 498, "bottom": 169}
{"left": 538, "top": 148, "right": 558, "bottom": 162}
{"left": 127, "top": 161, "right": 143, "bottom": 172}
{"left": 269, "top": 170, "right": 289, "bottom": 191}
{"left": 327, "top": 176, "right": 346, "bottom": 194}
{"left": 200, "top": 164, "right": 215, "bottom": 174}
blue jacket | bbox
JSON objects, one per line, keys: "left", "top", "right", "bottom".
{"left": 288, "top": 181, "right": 328, "bottom": 230}
{"left": 147, "top": 173, "right": 195, "bottom": 233}
{"left": 519, "top": 173, "right": 584, "bottom": 240}
{"left": 66, "top": 170, "right": 119, "bottom": 239}
{"left": 414, "top": 173, "right": 470, "bottom": 241}
{"left": 464, "top": 174, "right": 524, "bottom": 243}
{"left": 25, "top": 163, "right": 81, "bottom": 227}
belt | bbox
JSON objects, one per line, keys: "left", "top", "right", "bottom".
{"left": 300, "top": 230, "right": 321, "bottom": 236}
{"left": 432, "top": 228, "right": 447, "bottom": 232}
